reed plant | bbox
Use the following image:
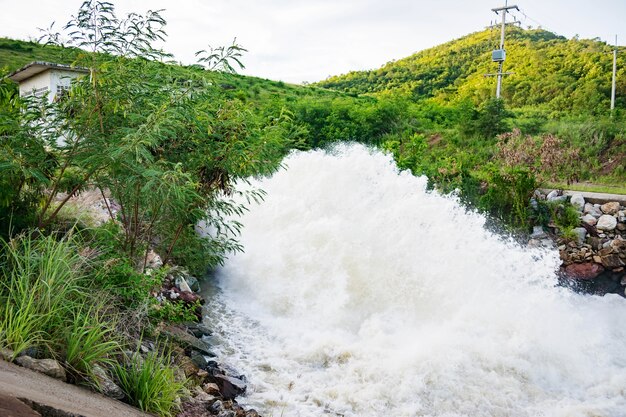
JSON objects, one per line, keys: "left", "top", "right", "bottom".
{"left": 112, "top": 348, "right": 187, "bottom": 416}
{"left": 63, "top": 307, "right": 120, "bottom": 381}
{"left": 0, "top": 233, "right": 86, "bottom": 357}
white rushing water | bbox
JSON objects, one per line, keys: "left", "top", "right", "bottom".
{"left": 207, "top": 143, "right": 626, "bottom": 417}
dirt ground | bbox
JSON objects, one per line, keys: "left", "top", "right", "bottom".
{"left": 0, "top": 360, "right": 149, "bottom": 417}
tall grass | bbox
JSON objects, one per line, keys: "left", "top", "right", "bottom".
{"left": 0, "top": 233, "right": 86, "bottom": 357}
{"left": 64, "top": 307, "right": 120, "bottom": 380}
{"left": 112, "top": 348, "right": 186, "bottom": 417}
{"left": 0, "top": 232, "right": 120, "bottom": 377}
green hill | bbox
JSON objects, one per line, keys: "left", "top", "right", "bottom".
{"left": 317, "top": 28, "right": 625, "bottom": 116}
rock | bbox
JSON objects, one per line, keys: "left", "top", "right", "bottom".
{"left": 178, "top": 290, "right": 202, "bottom": 304}
{"left": 176, "top": 276, "right": 193, "bottom": 293}
{"left": 186, "top": 322, "right": 212, "bottom": 338}
{"left": 601, "top": 202, "right": 621, "bottom": 215}
{"left": 564, "top": 263, "right": 605, "bottom": 280}
{"left": 597, "top": 215, "right": 618, "bottom": 231}
{"left": 245, "top": 411, "right": 260, "bottom": 417}
{"left": 218, "top": 411, "right": 236, "bottom": 417}
{"left": 162, "top": 325, "right": 214, "bottom": 356}
{"left": 191, "top": 351, "right": 209, "bottom": 369}
{"left": 570, "top": 194, "right": 585, "bottom": 211}
{"left": 600, "top": 254, "right": 625, "bottom": 269}
{"left": 530, "top": 226, "right": 547, "bottom": 239}
{"left": 203, "top": 382, "right": 221, "bottom": 396}
{"left": 581, "top": 214, "right": 597, "bottom": 226}
{"left": 179, "top": 355, "right": 200, "bottom": 378}
{"left": 618, "top": 210, "right": 626, "bottom": 223}
{"left": 546, "top": 190, "right": 560, "bottom": 201}
{"left": 584, "top": 203, "right": 603, "bottom": 217}
{"left": 572, "top": 227, "right": 587, "bottom": 246}
{"left": 618, "top": 223, "right": 626, "bottom": 231}
{"left": 185, "top": 275, "right": 200, "bottom": 292}
{"left": 145, "top": 249, "right": 163, "bottom": 269}
{"left": 211, "top": 400, "right": 225, "bottom": 413}
{"left": 214, "top": 374, "right": 247, "bottom": 400}
{"left": 0, "top": 348, "right": 14, "bottom": 361}
{"left": 192, "top": 386, "right": 215, "bottom": 403}
{"left": 621, "top": 276, "right": 626, "bottom": 286}
{"left": 611, "top": 238, "right": 626, "bottom": 251}
{"left": 15, "top": 356, "right": 66, "bottom": 381}
{"left": 92, "top": 364, "right": 124, "bottom": 400}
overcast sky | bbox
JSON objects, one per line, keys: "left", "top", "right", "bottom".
{"left": 1, "top": 0, "right": 625, "bottom": 83}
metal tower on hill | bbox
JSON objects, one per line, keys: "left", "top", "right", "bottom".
{"left": 488, "top": 0, "right": 519, "bottom": 99}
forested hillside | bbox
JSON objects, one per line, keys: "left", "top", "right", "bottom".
{"left": 318, "top": 28, "right": 625, "bottom": 116}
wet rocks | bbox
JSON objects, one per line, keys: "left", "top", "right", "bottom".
{"left": 536, "top": 193, "right": 626, "bottom": 295}
{"left": 213, "top": 375, "right": 247, "bottom": 400}
{"left": 564, "top": 262, "right": 605, "bottom": 280}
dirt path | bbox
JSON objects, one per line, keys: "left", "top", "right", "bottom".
{"left": 0, "top": 360, "right": 150, "bottom": 417}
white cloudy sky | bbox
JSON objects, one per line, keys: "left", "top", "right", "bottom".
{"left": 1, "top": 0, "right": 625, "bottom": 83}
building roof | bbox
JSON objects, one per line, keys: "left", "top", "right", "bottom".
{"left": 7, "top": 61, "right": 89, "bottom": 82}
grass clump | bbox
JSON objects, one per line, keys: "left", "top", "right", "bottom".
{"left": 112, "top": 348, "right": 186, "bottom": 416}
{"left": 63, "top": 307, "right": 120, "bottom": 380}
{"left": 0, "top": 233, "right": 86, "bottom": 358}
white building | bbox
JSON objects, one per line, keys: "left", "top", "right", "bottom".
{"left": 8, "top": 61, "right": 88, "bottom": 102}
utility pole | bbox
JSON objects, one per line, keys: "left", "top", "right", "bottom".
{"left": 611, "top": 35, "right": 617, "bottom": 117}
{"left": 490, "top": 0, "right": 519, "bottom": 98}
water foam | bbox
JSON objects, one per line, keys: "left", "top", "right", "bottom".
{"left": 208, "top": 143, "right": 626, "bottom": 417}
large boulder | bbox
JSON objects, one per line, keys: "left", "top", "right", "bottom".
{"left": 564, "top": 263, "right": 605, "bottom": 280}
{"left": 597, "top": 215, "right": 618, "bottom": 231}
{"left": 15, "top": 356, "right": 66, "bottom": 381}
{"left": 601, "top": 202, "right": 621, "bottom": 215}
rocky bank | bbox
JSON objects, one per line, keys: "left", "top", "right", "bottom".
{"left": 530, "top": 190, "right": 626, "bottom": 295}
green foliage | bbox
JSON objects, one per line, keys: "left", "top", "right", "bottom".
{"left": 478, "top": 165, "right": 538, "bottom": 230}
{"left": 112, "top": 349, "right": 186, "bottom": 416}
{"left": 148, "top": 299, "right": 200, "bottom": 324}
{"left": 318, "top": 27, "right": 625, "bottom": 116}
{"left": 461, "top": 98, "right": 512, "bottom": 139}
{"left": 64, "top": 308, "right": 119, "bottom": 380}
{"left": 0, "top": 233, "right": 86, "bottom": 356}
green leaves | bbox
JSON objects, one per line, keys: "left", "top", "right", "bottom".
{"left": 196, "top": 38, "right": 248, "bottom": 73}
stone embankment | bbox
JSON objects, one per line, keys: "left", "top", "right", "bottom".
{"left": 532, "top": 190, "right": 626, "bottom": 295}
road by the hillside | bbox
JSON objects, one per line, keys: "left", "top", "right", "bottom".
{"left": 0, "top": 360, "right": 150, "bottom": 417}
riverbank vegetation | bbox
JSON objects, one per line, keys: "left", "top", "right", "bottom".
{"left": 1, "top": 1, "right": 626, "bottom": 414}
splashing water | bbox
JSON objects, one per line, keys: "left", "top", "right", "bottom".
{"left": 207, "top": 144, "right": 626, "bottom": 417}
